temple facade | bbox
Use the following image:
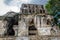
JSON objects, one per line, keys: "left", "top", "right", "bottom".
{"left": 18, "top": 4, "right": 55, "bottom": 40}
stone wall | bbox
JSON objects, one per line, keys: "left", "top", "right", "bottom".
{"left": 0, "top": 20, "right": 5, "bottom": 36}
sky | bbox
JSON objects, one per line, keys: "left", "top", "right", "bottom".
{"left": 0, "top": 0, "right": 48, "bottom": 16}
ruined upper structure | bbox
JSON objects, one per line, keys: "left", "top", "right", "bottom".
{"left": 20, "top": 4, "right": 47, "bottom": 14}
{"left": 20, "top": 4, "right": 51, "bottom": 27}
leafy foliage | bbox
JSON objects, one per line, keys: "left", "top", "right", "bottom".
{"left": 45, "top": 0, "right": 60, "bottom": 15}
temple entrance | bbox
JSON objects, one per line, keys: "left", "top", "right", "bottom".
{"left": 28, "top": 25, "right": 37, "bottom": 35}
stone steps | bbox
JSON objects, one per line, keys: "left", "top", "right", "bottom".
{"left": 29, "top": 35, "right": 38, "bottom": 40}
{"left": 0, "top": 37, "right": 16, "bottom": 40}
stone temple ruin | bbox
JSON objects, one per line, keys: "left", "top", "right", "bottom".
{"left": 0, "top": 4, "right": 60, "bottom": 40}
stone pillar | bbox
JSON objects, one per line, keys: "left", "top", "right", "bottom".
{"left": 34, "top": 15, "right": 41, "bottom": 29}
{"left": 41, "top": 17, "right": 46, "bottom": 27}
{"left": 41, "top": 17, "right": 43, "bottom": 27}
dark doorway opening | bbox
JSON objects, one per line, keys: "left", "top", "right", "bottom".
{"left": 29, "top": 25, "right": 37, "bottom": 30}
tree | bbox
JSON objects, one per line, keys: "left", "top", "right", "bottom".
{"left": 45, "top": 0, "right": 60, "bottom": 15}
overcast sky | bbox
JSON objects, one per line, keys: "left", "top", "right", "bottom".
{"left": 0, "top": 0, "right": 48, "bottom": 16}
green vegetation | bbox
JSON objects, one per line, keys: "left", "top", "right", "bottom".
{"left": 45, "top": 0, "right": 60, "bottom": 15}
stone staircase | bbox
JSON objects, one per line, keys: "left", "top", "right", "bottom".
{"left": 29, "top": 35, "right": 38, "bottom": 40}
{"left": 0, "top": 36, "right": 16, "bottom": 40}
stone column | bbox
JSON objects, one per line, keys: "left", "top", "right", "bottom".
{"left": 34, "top": 15, "right": 41, "bottom": 29}
{"left": 41, "top": 17, "right": 43, "bottom": 27}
